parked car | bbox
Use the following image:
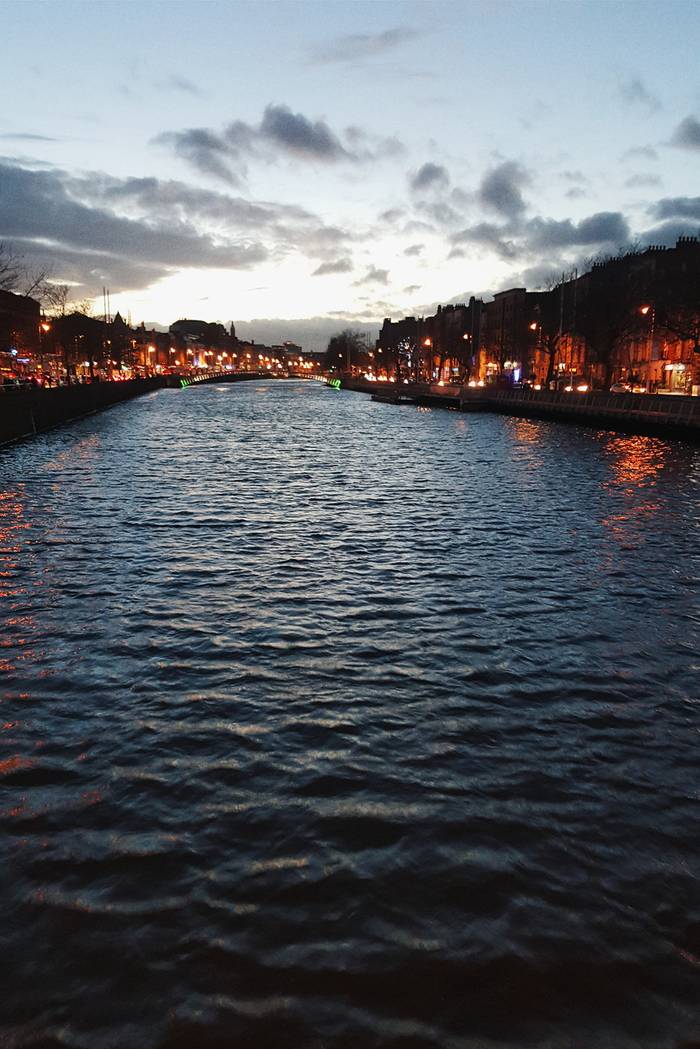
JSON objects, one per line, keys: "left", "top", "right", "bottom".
{"left": 610, "top": 381, "right": 632, "bottom": 393}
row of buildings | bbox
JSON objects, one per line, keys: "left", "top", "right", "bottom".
{"left": 3, "top": 233, "right": 698, "bottom": 392}
{"left": 0, "top": 302, "right": 316, "bottom": 382}
{"left": 375, "top": 236, "right": 700, "bottom": 394}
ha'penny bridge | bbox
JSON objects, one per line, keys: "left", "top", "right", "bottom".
{"left": 2, "top": 369, "right": 700, "bottom": 449}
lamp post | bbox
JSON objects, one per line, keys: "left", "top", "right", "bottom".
{"left": 640, "top": 305, "right": 655, "bottom": 391}
{"left": 461, "top": 332, "right": 472, "bottom": 384}
{"left": 39, "top": 321, "right": 51, "bottom": 382}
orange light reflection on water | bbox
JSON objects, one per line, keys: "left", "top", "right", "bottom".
{"left": 0, "top": 486, "right": 36, "bottom": 676}
{"left": 602, "top": 434, "right": 669, "bottom": 490}
{"left": 599, "top": 435, "right": 669, "bottom": 552}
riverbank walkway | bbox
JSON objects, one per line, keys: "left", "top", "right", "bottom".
{"left": 339, "top": 378, "right": 700, "bottom": 442}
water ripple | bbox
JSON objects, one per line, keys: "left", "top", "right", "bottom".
{"left": 1, "top": 381, "right": 700, "bottom": 1048}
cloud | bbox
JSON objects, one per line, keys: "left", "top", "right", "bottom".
{"left": 403, "top": 244, "right": 424, "bottom": 257}
{"left": 648, "top": 196, "right": 700, "bottom": 221}
{"left": 638, "top": 219, "right": 700, "bottom": 247}
{"left": 353, "top": 266, "right": 389, "bottom": 286}
{"left": 378, "top": 207, "right": 405, "bottom": 224}
{"left": 345, "top": 126, "right": 405, "bottom": 160}
{"left": 478, "top": 161, "right": 531, "bottom": 219}
{"left": 525, "top": 211, "right": 630, "bottom": 250}
{"left": 451, "top": 221, "right": 519, "bottom": 260}
{"left": 619, "top": 77, "right": 661, "bottom": 111}
{"left": 259, "top": 104, "right": 348, "bottom": 160}
{"left": 559, "top": 170, "right": 589, "bottom": 184}
{"left": 0, "top": 132, "right": 57, "bottom": 142}
{"left": 233, "top": 315, "right": 379, "bottom": 353}
{"left": 308, "top": 26, "right": 421, "bottom": 64}
{"left": 70, "top": 171, "right": 354, "bottom": 267}
{"left": 74, "top": 174, "right": 314, "bottom": 230}
{"left": 505, "top": 261, "right": 561, "bottom": 291}
{"left": 403, "top": 284, "right": 421, "bottom": 294}
{"left": 621, "top": 145, "right": 658, "bottom": 162}
{"left": 156, "top": 127, "right": 243, "bottom": 185}
{"left": 624, "top": 173, "right": 662, "bottom": 188}
{"left": 0, "top": 161, "right": 278, "bottom": 295}
{"left": 450, "top": 208, "right": 631, "bottom": 265}
{"left": 159, "top": 74, "right": 202, "bottom": 96}
{"left": 311, "top": 258, "right": 353, "bottom": 276}
{"left": 565, "top": 187, "right": 587, "bottom": 200}
{"left": 670, "top": 115, "right": 700, "bottom": 150}
{"left": 409, "top": 162, "right": 449, "bottom": 193}
{"left": 156, "top": 104, "right": 400, "bottom": 182}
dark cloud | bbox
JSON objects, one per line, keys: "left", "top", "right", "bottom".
{"left": 308, "top": 26, "right": 421, "bottom": 64}
{"left": 74, "top": 174, "right": 315, "bottom": 232}
{"left": 648, "top": 196, "right": 700, "bottom": 221}
{"left": 0, "top": 161, "right": 270, "bottom": 294}
{"left": 451, "top": 221, "right": 519, "bottom": 260}
{"left": 155, "top": 127, "right": 243, "bottom": 185}
{"left": 618, "top": 77, "right": 661, "bottom": 111}
{"left": 526, "top": 212, "right": 630, "bottom": 250}
{"left": 624, "top": 173, "right": 662, "bottom": 188}
{"left": 451, "top": 208, "right": 631, "bottom": 265}
{"left": 638, "top": 219, "right": 700, "bottom": 247}
{"left": 478, "top": 161, "right": 531, "bottom": 219}
{"left": 565, "top": 187, "right": 587, "bottom": 200}
{"left": 403, "top": 244, "right": 424, "bottom": 257}
{"left": 353, "top": 266, "right": 389, "bottom": 286}
{"left": 156, "top": 105, "right": 400, "bottom": 182}
{"left": 311, "top": 258, "right": 353, "bottom": 276}
{"left": 514, "top": 262, "right": 562, "bottom": 290}
{"left": 403, "top": 284, "right": 421, "bottom": 294}
{"left": 260, "top": 104, "right": 348, "bottom": 160}
{"left": 410, "top": 162, "right": 449, "bottom": 193}
{"left": 66, "top": 172, "right": 350, "bottom": 264}
{"left": 670, "top": 115, "right": 700, "bottom": 150}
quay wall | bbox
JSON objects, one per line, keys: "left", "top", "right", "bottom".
{"left": 340, "top": 377, "right": 700, "bottom": 441}
{"left": 0, "top": 378, "right": 165, "bottom": 448}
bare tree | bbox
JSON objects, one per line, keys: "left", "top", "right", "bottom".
{"left": 0, "top": 241, "right": 56, "bottom": 305}
{"left": 0, "top": 242, "right": 24, "bottom": 292}
{"left": 42, "top": 283, "right": 71, "bottom": 317}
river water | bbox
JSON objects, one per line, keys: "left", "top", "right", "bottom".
{"left": 1, "top": 379, "right": 700, "bottom": 1049}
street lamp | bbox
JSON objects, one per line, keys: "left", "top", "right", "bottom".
{"left": 38, "top": 320, "right": 51, "bottom": 380}
{"left": 639, "top": 305, "right": 655, "bottom": 390}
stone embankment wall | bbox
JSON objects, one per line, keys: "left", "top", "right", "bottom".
{"left": 0, "top": 378, "right": 164, "bottom": 448}
{"left": 341, "top": 378, "right": 700, "bottom": 441}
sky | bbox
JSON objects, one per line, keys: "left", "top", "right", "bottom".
{"left": 2, "top": 0, "right": 700, "bottom": 350}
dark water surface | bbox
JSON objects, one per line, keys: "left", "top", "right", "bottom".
{"left": 2, "top": 380, "right": 700, "bottom": 1049}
